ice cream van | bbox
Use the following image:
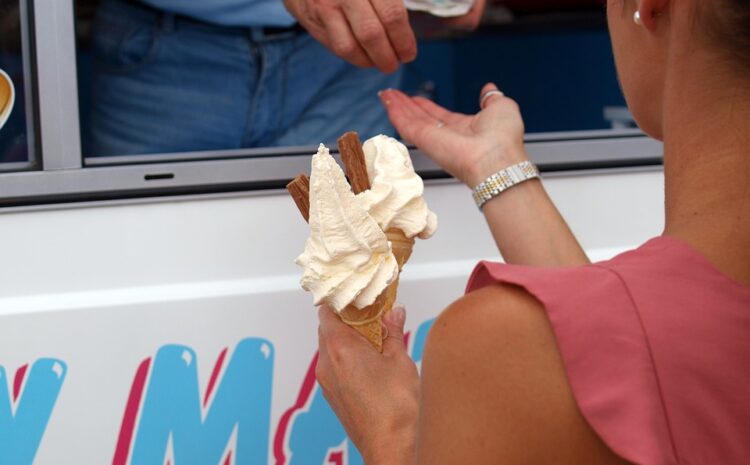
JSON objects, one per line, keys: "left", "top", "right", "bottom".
{"left": 0, "top": 1, "right": 663, "bottom": 464}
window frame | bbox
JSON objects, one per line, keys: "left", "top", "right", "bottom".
{"left": 0, "top": 0, "right": 40, "bottom": 173}
{"left": 0, "top": 0, "right": 664, "bottom": 208}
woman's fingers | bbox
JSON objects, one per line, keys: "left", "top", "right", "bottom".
{"left": 412, "top": 96, "right": 466, "bottom": 125}
{"left": 315, "top": 300, "right": 420, "bottom": 462}
{"left": 383, "top": 305, "right": 408, "bottom": 355}
{"left": 479, "top": 82, "right": 505, "bottom": 109}
{"left": 380, "top": 89, "right": 445, "bottom": 142}
{"left": 318, "top": 305, "right": 364, "bottom": 346}
{"left": 380, "top": 90, "right": 425, "bottom": 141}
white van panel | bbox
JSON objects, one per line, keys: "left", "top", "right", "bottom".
{"left": 0, "top": 168, "right": 663, "bottom": 465}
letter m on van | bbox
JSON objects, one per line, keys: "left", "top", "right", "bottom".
{"left": 113, "top": 339, "right": 274, "bottom": 465}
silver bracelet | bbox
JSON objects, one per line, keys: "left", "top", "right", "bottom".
{"left": 472, "top": 161, "right": 540, "bottom": 210}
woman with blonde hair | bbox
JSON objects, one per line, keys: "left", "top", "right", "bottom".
{"left": 316, "top": 0, "right": 750, "bottom": 463}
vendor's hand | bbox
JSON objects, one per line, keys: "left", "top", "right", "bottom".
{"left": 283, "top": 0, "right": 417, "bottom": 73}
{"left": 316, "top": 304, "right": 419, "bottom": 465}
{"left": 380, "top": 83, "right": 528, "bottom": 188}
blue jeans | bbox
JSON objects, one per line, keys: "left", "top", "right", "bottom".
{"left": 86, "top": 0, "right": 401, "bottom": 157}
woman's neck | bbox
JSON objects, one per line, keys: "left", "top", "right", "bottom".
{"left": 661, "top": 54, "right": 750, "bottom": 286}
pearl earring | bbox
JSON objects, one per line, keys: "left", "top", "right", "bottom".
{"left": 634, "top": 10, "right": 643, "bottom": 25}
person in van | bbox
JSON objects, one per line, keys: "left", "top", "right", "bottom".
{"left": 85, "top": 0, "right": 484, "bottom": 156}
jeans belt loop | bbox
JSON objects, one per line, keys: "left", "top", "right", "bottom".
{"left": 249, "top": 27, "right": 265, "bottom": 43}
{"left": 252, "top": 23, "right": 304, "bottom": 42}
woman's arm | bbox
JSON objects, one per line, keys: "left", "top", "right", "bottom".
{"left": 317, "top": 287, "right": 631, "bottom": 464}
{"left": 380, "top": 86, "right": 589, "bottom": 266}
{"left": 419, "top": 285, "right": 628, "bottom": 464}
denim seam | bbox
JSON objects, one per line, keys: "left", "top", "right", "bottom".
{"left": 243, "top": 38, "right": 267, "bottom": 147}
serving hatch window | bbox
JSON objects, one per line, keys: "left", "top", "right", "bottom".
{"left": 74, "top": 0, "right": 631, "bottom": 160}
{"left": 0, "top": 0, "right": 659, "bottom": 208}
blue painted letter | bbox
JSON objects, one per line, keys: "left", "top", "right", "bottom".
{"left": 130, "top": 339, "right": 274, "bottom": 465}
{"left": 0, "top": 359, "right": 67, "bottom": 465}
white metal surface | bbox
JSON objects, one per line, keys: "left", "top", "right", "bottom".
{"left": 0, "top": 169, "right": 664, "bottom": 464}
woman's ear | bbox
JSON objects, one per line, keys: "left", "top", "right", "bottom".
{"left": 638, "top": 0, "right": 670, "bottom": 31}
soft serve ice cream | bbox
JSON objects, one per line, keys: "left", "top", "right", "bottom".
{"left": 292, "top": 134, "right": 438, "bottom": 351}
{"left": 359, "top": 135, "right": 438, "bottom": 239}
{"left": 296, "top": 144, "right": 399, "bottom": 312}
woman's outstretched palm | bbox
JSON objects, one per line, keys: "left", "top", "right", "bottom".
{"left": 379, "top": 84, "right": 527, "bottom": 187}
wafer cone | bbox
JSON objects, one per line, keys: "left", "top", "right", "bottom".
{"left": 337, "top": 132, "right": 418, "bottom": 351}
{"left": 288, "top": 133, "right": 420, "bottom": 352}
{"left": 339, "top": 229, "right": 414, "bottom": 352}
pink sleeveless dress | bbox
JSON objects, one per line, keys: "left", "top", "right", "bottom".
{"left": 465, "top": 236, "right": 750, "bottom": 465}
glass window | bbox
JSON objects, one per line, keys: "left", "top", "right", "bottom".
{"left": 405, "top": 2, "right": 632, "bottom": 133}
{"left": 75, "top": 0, "right": 402, "bottom": 160}
{"left": 0, "top": 0, "right": 660, "bottom": 208}
{"left": 74, "top": 0, "right": 631, "bottom": 162}
{"left": 0, "top": 0, "right": 36, "bottom": 170}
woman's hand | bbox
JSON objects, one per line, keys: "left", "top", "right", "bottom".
{"left": 317, "top": 304, "right": 419, "bottom": 465}
{"left": 382, "top": 84, "right": 590, "bottom": 266}
{"left": 379, "top": 83, "right": 528, "bottom": 187}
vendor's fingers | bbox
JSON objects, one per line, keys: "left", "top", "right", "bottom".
{"left": 479, "top": 83, "right": 505, "bottom": 109}
{"left": 325, "top": 8, "right": 374, "bottom": 68}
{"left": 342, "top": 0, "right": 400, "bottom": 73}
{"left": 370, "top": 0, "right": 417, "bottom": 63}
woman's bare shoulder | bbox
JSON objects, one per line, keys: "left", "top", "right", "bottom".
{"left": 417, "top": 283, "right": 631, "bottom": 465}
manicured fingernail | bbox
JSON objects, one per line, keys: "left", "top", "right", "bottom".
{"left": 378, "top": 90, "right": 392, "bottom": 105}
{"left": 387, "top": 305, "right": 406, "bottom": 326}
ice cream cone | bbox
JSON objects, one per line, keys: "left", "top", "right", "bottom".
{"left": 339, "top": 229, "right": 414, "bottom": 352}
{"left": 339, "top": 280, "right": 396, "bottom": 352}
{"left": 386, "top": 228, "right": 415, "bottom": 270}
{"left": 291, "top": 133, "right": 433, "bottom": 353}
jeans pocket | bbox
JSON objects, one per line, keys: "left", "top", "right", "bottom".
{"left": 92, "top": 12, "right": 161, "bottom": 74}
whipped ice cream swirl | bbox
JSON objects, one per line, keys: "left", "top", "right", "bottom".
{"left": 359, "top": 135, "right": 438, "bottom": 239}
{"left": 296, "top": 145, "right": 398, "bottom": 312}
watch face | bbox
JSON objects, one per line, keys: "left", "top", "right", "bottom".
{"left": 0, "top": 68, "right": 15, "bottom": 132}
